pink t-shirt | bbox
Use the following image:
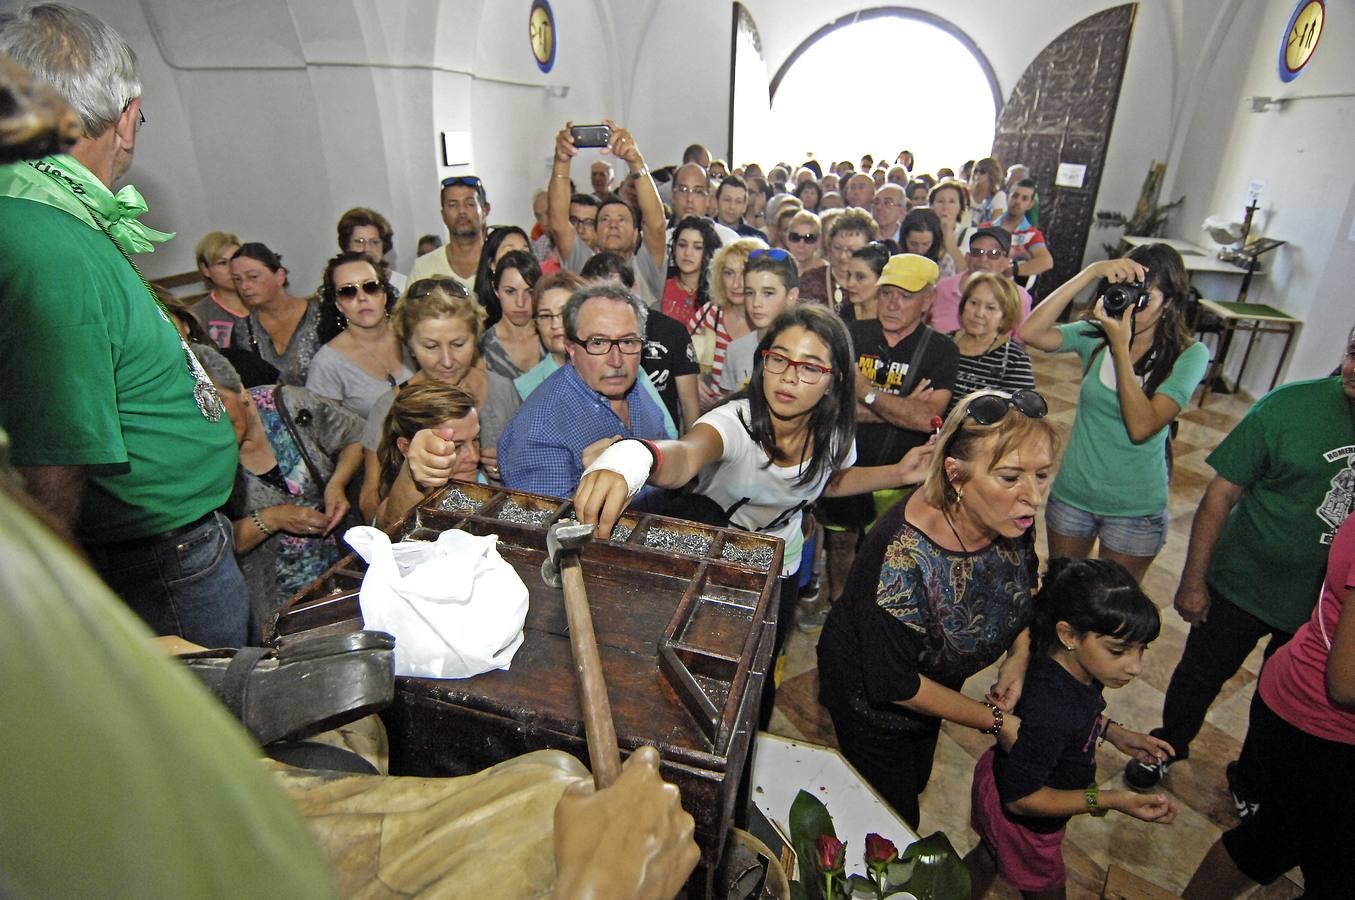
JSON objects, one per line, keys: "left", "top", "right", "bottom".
{"left": 928, "top": 272, "right": 1033, "bottom": 337}
{"left": 1259, "top": 514, "right": 1355, "bottom": 744}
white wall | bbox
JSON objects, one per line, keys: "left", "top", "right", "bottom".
{"left": 1170, "top": 0, "right": 1355, "bottom": 389}
{"left": 67, "top": 0, "right": 693, "bottom": 291}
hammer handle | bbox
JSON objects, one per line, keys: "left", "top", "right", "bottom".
{"left": 560, "top": 556, "right": 622, "bottom": 788}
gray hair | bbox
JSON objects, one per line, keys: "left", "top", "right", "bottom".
{"left": 562, "top": 283, "right": 647, "bottom": 345}
{"left": 0, "top": 3, "right": 141, "bottom": 136}
{"left": 189, "top": 342, "right": 243, "bottom": 394}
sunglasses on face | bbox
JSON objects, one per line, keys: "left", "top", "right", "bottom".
{"left": 761, "top": 349, "right": 832, "bottom": 384}
{"left": 968, "top": 247, "right": 1007, "bottom": 259}
{"left": 787, "top": 231, "right": 819, "bottom": 244}
{"left": 336, "top": 280, "right": 384, "bottom": 300}
{"left": 748, "top": 248, "right": 792, "bottom": 262}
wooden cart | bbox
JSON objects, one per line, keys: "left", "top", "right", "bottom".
{"left": 273, "top": 481, "right": 784, "bottom": 898}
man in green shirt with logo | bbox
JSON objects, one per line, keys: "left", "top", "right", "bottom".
{"left": 1125, "top": 326, "right": 1355, "bottom": 808}
{"left": 0, "top": 3, "right": 246, "bottom": 646}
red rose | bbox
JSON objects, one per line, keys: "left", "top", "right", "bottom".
{"left": 815, "top": 834, "right": 846, "bottom": 874}
{"left": 864, "top": 832, "right": 898, "bottom": 867}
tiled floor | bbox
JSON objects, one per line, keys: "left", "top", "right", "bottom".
{"left": 766, "top": 349, "right": 1306, "bottom": 898}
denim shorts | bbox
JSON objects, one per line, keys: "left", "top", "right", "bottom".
{"left": 1044, "top": 496, "right": 1169, "bottom": 558}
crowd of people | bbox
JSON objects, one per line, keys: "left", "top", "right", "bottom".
{"left": 2, "top": 4, "right": 1352, "bottom": 899}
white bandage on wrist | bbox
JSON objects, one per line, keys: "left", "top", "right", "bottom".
{"left": 581, "top": 439, "right": 655, "bottom": 498}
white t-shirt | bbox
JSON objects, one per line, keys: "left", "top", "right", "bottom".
{"left": 716, "top": 329, "right": 760, "bottom": 393}
{"left": 694, "top": 399, "right": 857, "bottom": 575}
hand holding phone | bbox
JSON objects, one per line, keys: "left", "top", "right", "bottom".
{"left": 570, "top": 124, "right": 612, "bottom": 149}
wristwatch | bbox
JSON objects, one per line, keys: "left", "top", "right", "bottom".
{"left": 863, "top": 390, "right": 877, "bottom": 407}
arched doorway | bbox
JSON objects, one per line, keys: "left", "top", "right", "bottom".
{"left": 746, "top": 8, "right": 1000, "bottom": 172}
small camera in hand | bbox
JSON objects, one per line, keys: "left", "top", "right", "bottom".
{"left": 1101, "top": 281, "right": 1149, "bottom": 318}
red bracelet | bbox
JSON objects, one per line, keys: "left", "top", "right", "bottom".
{"left": 978, "top": 701, "right": 1004, "bottom": 735}
{"left": 636, "top": 438, "right": 662, "bottom": 474}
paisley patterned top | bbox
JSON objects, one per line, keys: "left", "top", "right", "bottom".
{"left": 818, "top": 497, "right": 1038, "bottom": 735}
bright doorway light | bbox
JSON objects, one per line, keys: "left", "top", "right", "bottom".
{"left": 757, "top": 15, "right": 997, "bottom": 175}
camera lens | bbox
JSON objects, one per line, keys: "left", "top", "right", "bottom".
{"left": 1102, "top": 281, "right": 1145, "bottom": 318}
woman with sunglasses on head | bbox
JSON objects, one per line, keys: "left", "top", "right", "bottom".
{"left": 784, "top": 209, "right": 830, "bottom": 307}
{"left": 817, "top": 388, "right": 1057, "bottom": 828}
{"left": 308, "top": 252, "right": 412, "bottom": 420}
{"left": 1018, "top": 244, "right": 1208, "bottom": 583}
{"left": 479, "top": 249, "right": 543, "bottom": 379}
{"left": 662, "top": 216, "right": 720, "bottom": 324}
{"left": 573, "top": 306, "right": 934, "bottom": 681}
{"left": 357, "top": 277, "right": 521, "bottom": 519}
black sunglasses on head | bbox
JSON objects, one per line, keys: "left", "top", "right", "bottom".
{"left": 960, "top": 389, "right": 1048, "bottom": 425}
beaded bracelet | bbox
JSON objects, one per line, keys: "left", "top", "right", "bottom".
{"left": 251, "top": 510, "right": 273, "bottom": 536}
{"left": 978, "top": 701, "right": 1004, "bottom": 735}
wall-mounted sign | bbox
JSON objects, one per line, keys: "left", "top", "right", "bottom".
{"left": 1055, "top": 162, "right": 1087, "bottom": 189}
{"left": 1278, "top": 0, "right": 1323, "bottom": 82}
{"left": 529, "top": 0, "right": 556, "bottom": 73}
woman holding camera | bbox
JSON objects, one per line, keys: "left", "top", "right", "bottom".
{"left": 1018, "top": 244, "right": 1208, "bottom": 581}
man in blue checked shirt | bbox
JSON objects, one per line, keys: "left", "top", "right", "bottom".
{"left": 498, "top": 283, "right": 669, "bottom": 506}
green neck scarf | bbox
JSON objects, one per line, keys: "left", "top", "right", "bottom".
{"left": 0, "top": 154, "right": 174, "bottom": 254}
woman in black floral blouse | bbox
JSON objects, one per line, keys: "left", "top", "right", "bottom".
{"left": 817, "top": 389, "right": 1059, "bottom": 828}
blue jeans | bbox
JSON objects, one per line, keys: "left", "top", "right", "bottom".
{"left": 86, "top": 511, "right": 250, "bottom": 648}
{"left": 1044, "top": 496, "right": 1170, "bottom": 557}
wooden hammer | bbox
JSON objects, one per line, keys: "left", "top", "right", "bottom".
{"left": 541, "top": 519, "right": 621, "bottom": 788}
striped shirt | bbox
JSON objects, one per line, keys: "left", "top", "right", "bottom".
{"left": 947, "top": 337, "right": 1037, "bottom": 415}
{"left": 688, "top": 301, "right": 731, "bottom": 381}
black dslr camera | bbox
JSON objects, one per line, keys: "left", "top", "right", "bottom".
{"left": 1100, "top": 280, "right": 1149, "bottom": 318}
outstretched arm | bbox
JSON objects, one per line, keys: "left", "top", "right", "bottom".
{"left": 573, "top": 426, "right": 724, "bottom": 537}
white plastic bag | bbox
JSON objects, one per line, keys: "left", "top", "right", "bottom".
{"left": 345, "top": 526, "right": 528, "bottom": 679}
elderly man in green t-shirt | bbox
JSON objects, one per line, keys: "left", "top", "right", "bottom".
{"left": 1124, "top": 326, "right": 1355, "bottom": 809}
{"left": 0, "top": 4, "right": 247, "bottom": 646}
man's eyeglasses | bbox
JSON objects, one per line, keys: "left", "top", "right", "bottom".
{"left": 787, "top": 231, "right": 819, "bottom": 244}
{"left": 335, "top": 280, "right": 384, "bottom": 300}
{"left": 748, "top": 248, "right": 792, "bottom": 262}
{"left": 761, "top": 350, "right": 833, "bottom": 384}
{"left": 569, "top": 216, "right": 597, "bottom": 230}
{"left": 674, "top": 184, "right": 710, "bottom": 197}
{"left": 959, "top": 389, "right": 1048, "bottom": 426}
{"left": 873, "top": 197, "right": 902, "bottom": 208}
{"left": 573, "top": 336, "right": 645, "bottom": 355}
{"left": 968, "top": 247, "right": 1007, "bottom": 259}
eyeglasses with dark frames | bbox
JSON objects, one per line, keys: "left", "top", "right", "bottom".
{"left": 573, "top": 335, "right": 645, "bottom": 355}
{"left": 968, "top": 247, "right": 1007, "bottom": 259}
{"left": 787, "top": 231, "right": 819, "bottom": 244}
{"left": 761, "top": 349, "right": 833, "bottom": 384}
